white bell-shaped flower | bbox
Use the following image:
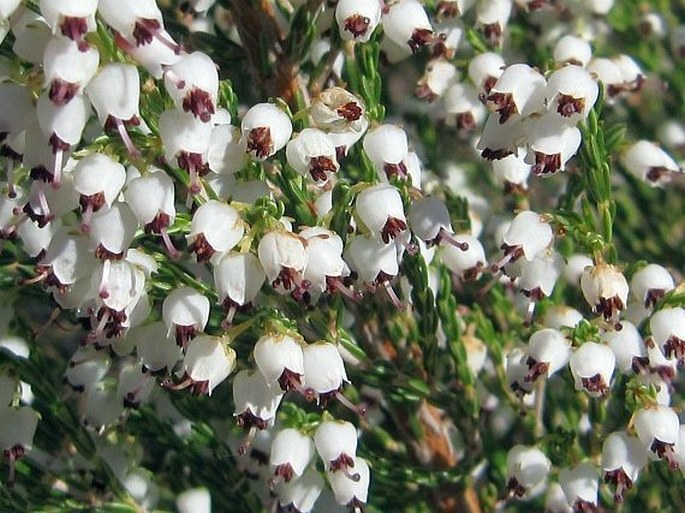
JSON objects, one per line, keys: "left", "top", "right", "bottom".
{"left": 187, "top": 200, "right": 243, "bottom": 262}
{"left": 83, "top": 382, "right": 125, "bottom": 429}
{"left": 233, "top": 370, "right": 284, "bottom": 430}
{"left": 614, "top": 54, "right": 644, "bottom": 92}
{"left": 43, "top": 38, "right": 99, "bottom": 105}
{"left": 73, "top": 153, "right": 127, "bottom": 231}
{"left": 525, "top": 328, "right": 571, "bottom": 383}
{"left": 303, "top": 342, "right": 349, "bottom": 403}
{"left": 657, "top": 119, "right": 685, "bottom": 150}
{"left": 486, "top": 64, "right": 546, "bottom": 124}
{"left": 630, "top": 263, "right": 675, "bottom": 308}
{"left": 444, "top": 81, "right": 486, "bottom": 131}
{"left": 113, "top": 27, "right": 181, "bottom": 79}
{"left": 634, "top": 405, "right": 680, "bottom": 468}
{"left": 327, "top": 456, "right": 370, "bottom": 508}
{"left": 89, "top": 259, "right": 145, "bottom": 324}
{"left": 213, "top": 251, "right": 265, "bottom": 318}
{"left": 117, "top": 361, "right": 154, "bottom": 408}
{"left": 545, "top": 482, "right": 572, "bottom": 513}
{"left": 38, "top": 229, "right": 94, "bottom": 289}
{"left": 362, "top": 125, "right": 409, "bottom": 180}
{"left": 97, "top": 0, "right": 168, "bottom": 47}
{"left": 345, "top": 234, "right": 403, "bottom": 307}
{"left": 587, "top": 57, "right": 624, "bottom": 99}
{"left": 208, "top": 123, "right": 245, "bottom": 175}
{"left": 494, "top": 211, "right": 553, "bottom": 271}
{"left": 257, "top": 230, "right": 309, "bottom": 300}
{"left": 542, "top": 306, "right": 583, "bottom": 330}
{"left": 416, "top": 60, "right": 459, "bottom": 102}
{"left": 519, "top": 249, "right": 564, "bottom": 300}
{"left": 0, "top": 406, "right": 39, "bottom": 485}
{"left": 314, "top": 420, "right": 358, "bottom": 471}
{"left": 524, "top": 114, "right": 582, "bottom": 176}
{"left": 40, "top": 0, "right": 98, "bottom": 48}
{"left": 270, "top": 428, "right": 315, "bottom": 483}
{"left": 275, "top": 466, "right": 324, "bottom": 513}
{"left": 17, "top": 218, "right": 59, "bottom": 259}
{"left": 553, "top": 35, "right": 593, "bottom": 67}
{"left": 580, "top": 264, "right": 629, "bottom": 324}
{"left": 546, "top": 65, "right": 598, "bottom": 122}
{"left": 476, "top": 114, "right": 525, "bottom": 161}
{"left": 89, "top": 202, "right": 138, "bottom": 259}
{"left": 240, "top": 103, "right": 292, "bottom": 160}
{"left": 176, "top": 488, "right": 211, "bottom": 513}
{"left": 650, "top": 307, "right": 685, "bottom": 363}
{"left": 11, "top": 10, "right": 52, "bottom": 65}
{"left": 130, "top": 322, "right": 182, "bottom": 375}
{"left": 181, "top": 334, "right": 236, "bottom": 395}
{"left": 505, "top": 445, "right": 550, "bottom": 498}
{"left": 601, "top": 431, "right": 648, "bottom": 502}
{"left": 253, "top": 333, "right": 305, "bottom": 391}
{"left": 356, "top": 183, "right": 407, "bottom": 244}
{"left": 162, "top": 286, "right": 210, "bottom": 347}
{"left": 569, "top": 342, "right": 616, "bottom": 397}
{"left": 309, "top": 87, "right": 367, "bottom": 134}
{"left": 335, "top": 0, "right": 381, "bottom": 43}
{"left": 559, "top": 463, "right": 598, "bottom": 512}
{"left": 300, "top": 227, "right": 352, "bottom": 299}
{"left": 286, "top": 128, "right": 339, "bottom": 183}
{"left": 159, "top": 109, "right": 212, "bottom": 193}
{"left": 476, "top": 0, "right": 511, "bottom": 46}
{"left": 382, "top": 0, "right": 433, "bottom": 54}
{"left": 564, "top": 254, "right": 593, "bottom": 286}
{"left": 622, "top": 140, "right": 680, "bottom": 187}
{"left": 65, "top": 346, "right": 111, "bottom": 392}
{"left": 439, "top": 234, "right": 486, "bottom": 280}
{"left": 468, "top": 51, "right": 505, "bottom": 94}
{"left": 601, "top": 321, "right": 648, "bottom": 374}
{"left": 164, "top": 51, "right": 218, "bottom": 122}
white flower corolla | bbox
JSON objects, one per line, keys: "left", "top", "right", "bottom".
{"left": 650, "top": 308, "right": 685, "bottom": 363}
{"left": 117, "top": 361, "right": 154, "bottom": 408}
{"left": 559, "top": 463, "right": 598, "bottom": 512}
{"left": 164, "top": 52, "right": 218, "bottom": 122}
{"left": 416, "top": 59, "right": 459, "bottom": 102}
{"left": 657, "top": 120, "right": 685, "bottom": 150}
{"left": 622, "top": 140, "right": 680, "bottom": 187}
{"left": 634, "top": 405, "right": 680, "bottom": 468}
{"left": 162, "top": 286, "right": 210, "bottom": 347}
{"left": 89, "top": 203, "right": 138, "bottom": 259}
{"left": 130, "top": 322, "right": 181, "bottom": 375}
{"left": 302, "top": 342, "right": 349, "bottom": 401}
{"left": 542, "top": 306, "right": 583, "bottom": 330}
{"left": 40, "top": 0, "right": 98, "bottom": 48}
{"left": 286, "top": 128, "right": 339, "bottom": 183}
{"left": 159, "top": 109, "right": 212, "bottom": 193}
{"left": 602, "top": 321, "right": 648, "bottom": 374}
{"left": 476, "top": 113, "right": 526, "bottom": 160}
{"left": 505, "top": 445, "right": 550, "bottom": 498}
{"left": 176, "top": 488, "right": 211, "bottom": 513}
{"left": 327, "top": 456, "right": 370, "bottom": 508}
{"left": 546, "top": 64, "right": 598, "bottom": 122}
{"left": 240, "top": 103, "right": 292, "bottom": 160}
{"left": 443, "top": 81, "right": 486, "bottom": 131}
{"left": 72, "top": 153, "right": 127, "bottom": 231}
{"left": 257, "top": 230, "right": 310, "bottom": 300}
{"left": 439, "top": 234, "right": 486, "bottom": 280}
{"left": 356, "top": 183, "right": 407, "bottom": 244}
{"left": 275, "top": 466, "right": 325, "bottom": 513}
{"left": 89, "top": 259, "right": 145, "bottom": 330}
{"left": 613, "top": 54, "right": 644, "bottom": 92}
{"left": 525, "top": 328, "right": 571, "bottom": 383}
{"left": 114, "top": 27, "right": 181, "bottom": 79}
{"left": 468, "top": 51, "right": 505, "bottom": 94}
{"left": 300, "top": 227, "right": 352, "bottom": 299}
{"left": 569, "top": 342, "right": 616, "bottom": 397}
{"left": 563, "top": 254, "right": 593, "bottom": 286}
{"left": 363, "top": 125, "right": 409, "bottom": 180}
{"left": 630, "top": 263, "right": 675, "bottom": 308}
{"left": 309, "top": 87, "right": 367, "bottom": 134}
{"left": 213, "top": 251, "right": 265, "bottom": 316}
{"left": 382, "top": 0, "right": 433, "bottom": 54}
{"left": 476, "top": 0, "right": 511, "bottom": 46}
{"left": 408, "top": 196, "right": 455, "bottom": 245}
{"left": 181, "top": 334, "right": 236, "bottom": 395}
{"left": 84, "top": 382, "right": 125, "bottom": 429}
{"left": 65, "top": 346, "right": 110, "bottom": 392}
{"left": 486, "top": 64, "right": 546, "bottom": 124}
{"left": 545, "top": 482, "right": 572, "bottom": 513}
{"left": 15, "top": 217, "right": 55, "bottom": 260}
{"left": 0, "top": 406, "right": 39, "bottom": 484}
{"left": 208, "top": 123, "right": 245, "bottom": 175}
{"left": 601, "top": 431, "right": 648, "bottom": 502}
{"left": 38, "top": 230, "right": 95, "bottom": 289}
{"left": 43, "top": 38, "right": 99, "bottom": 105}
{"left": 553, "top": 35, "right": 593, "bottom": 67}
{"left": 490, "top": 151, "right": 531, "bottom": 191}
{"left": 335, "top": 0, "right": 382, "bottom": 43}
{"left": 269, "top": 428, "right": 315, "bottom": 483}
{"left": 519, "top": 249, "right": 564, "bottom": 300}
{"left": 97, "top": 0, "right": 166, "bottom": 45}
{"left": 11, "top": 10, "right": 52, "bottom": 64}
{"left": 254, "top": 333, "right": 305, "bottom": 391}
{"left": 494, "top": 211, "right": 553, "bottom": 271}
{"left": 345, "top": 234, "right": 399, "bottom": 284}
{"left": 524, "top": 114, "right": 582, "bottom": 176}
{"left": 187, "top": 200, "right": 243, "bottom": 263}
{"left": 314, "top": 420, "right": 358, "bottom": 472}
{"left": 587, "top": 57, "right": 624, "bottom": 98}
{"left": 233, "top": 369, "right": 284, "bottom": 430}
{"left": 580, "top": 264, "right": 629, "bottom": 324}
